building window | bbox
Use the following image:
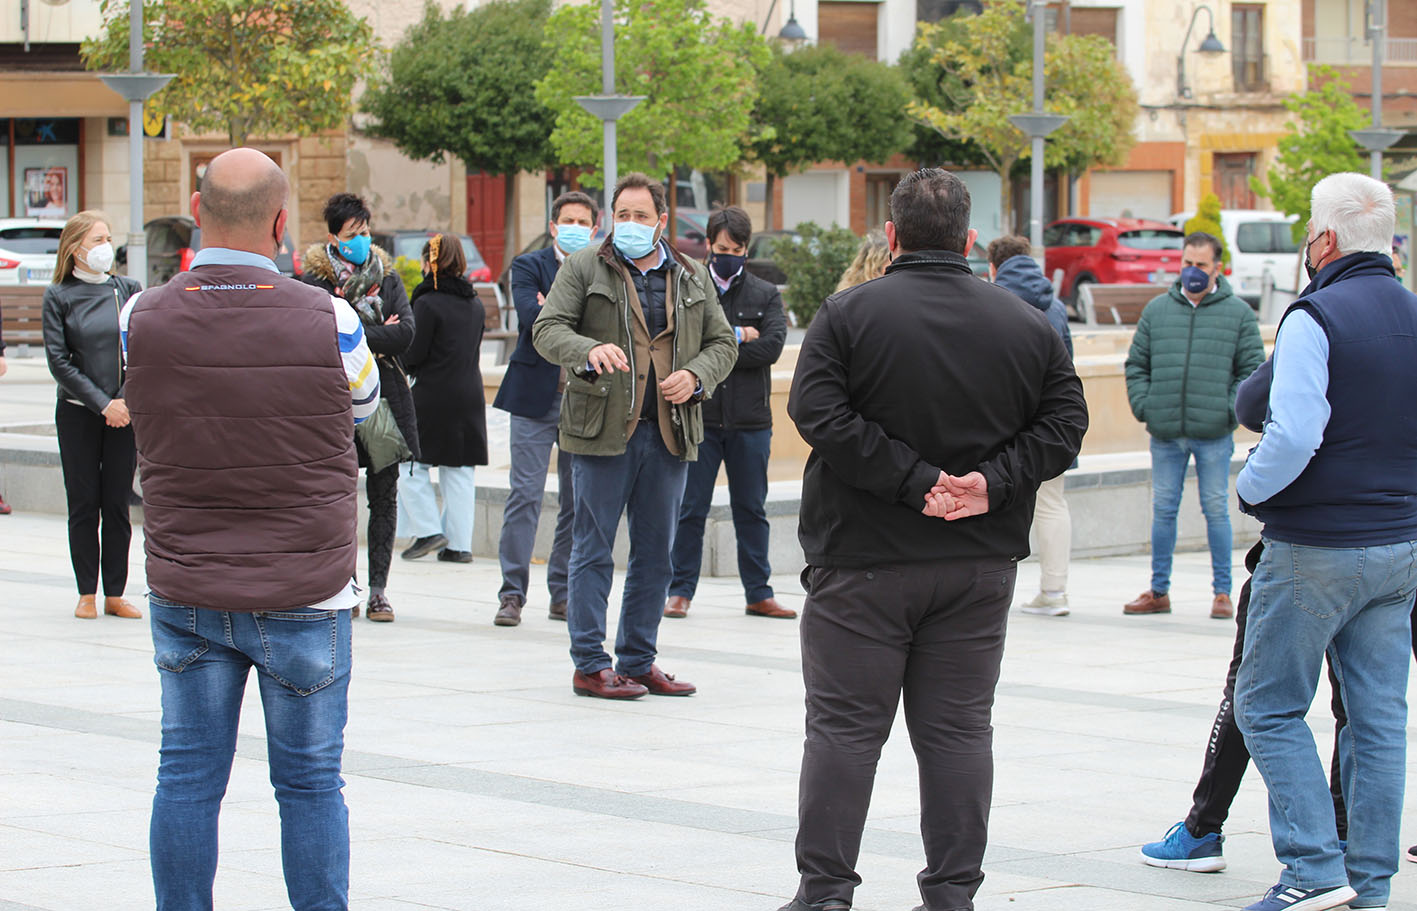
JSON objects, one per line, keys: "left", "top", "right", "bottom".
{"left": 819, "top": 1, "right": 879, "bottom": 60}
{"left": 1232, "top": 4, "right": 1267, "bottom": 92}
{"left": 5, "top": 119, "right": 82, "bottom": 219}
{"left": 916, "top": 0, "right": 981, "bottom": 24}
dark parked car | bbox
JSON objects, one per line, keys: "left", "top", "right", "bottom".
{"left": 371, "top": 230, "right": 491, "bottom": 283}
{"left": 121, "top": 215, "right": 300, "bottom": 288}
{"left": 744, "top": 230, "right": 797, "bottom": 287}
{"left": 1043, "top": 217, "right": 1184, "bottom": 303}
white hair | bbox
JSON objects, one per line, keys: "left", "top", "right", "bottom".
{"left": 1310, "top": 172, "right": 1395, "bottom": 255}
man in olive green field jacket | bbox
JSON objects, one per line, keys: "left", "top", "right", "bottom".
{"left": 532, "top": 172, "right": 737, "bottom": 702}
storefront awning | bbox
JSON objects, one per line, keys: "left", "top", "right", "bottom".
{"left": 0, "top": 71, "right": 128, "bottom": 117}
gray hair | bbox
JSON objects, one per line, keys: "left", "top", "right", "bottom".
{"left": 1310, "top": 172, "right": 1395, "bottom": 255}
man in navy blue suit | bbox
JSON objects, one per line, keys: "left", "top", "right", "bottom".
{"left": 491, "top": 191, "right": 598, "bottom": 626}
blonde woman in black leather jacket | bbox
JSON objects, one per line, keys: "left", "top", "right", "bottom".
{"left": 41, "top": 210, "right": 143, "bottom": 620}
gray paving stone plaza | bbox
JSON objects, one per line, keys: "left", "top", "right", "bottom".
{"left": 6, "top": 509, "right": 1417, "bottom": 911}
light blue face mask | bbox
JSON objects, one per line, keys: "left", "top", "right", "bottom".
{"left": 338, "top": 233, "right": 372, "bottom": 266}
{"left": 555, "top": 224, "right": 592, "bottom": 254}
{"left": 613, "top": 221, "right": 659, "bottom": 260}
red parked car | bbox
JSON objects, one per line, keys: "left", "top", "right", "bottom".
{"left": 1043, "top": 217, "right": 1185, "bottom": 304}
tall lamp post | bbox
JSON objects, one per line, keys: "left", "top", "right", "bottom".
{"left": 1009, "top": 0, "right": 1067, "bottom": 259}
{"left": 1350, "top": 0, "right": 1401, "bottom": 181}
{"left": 98, "top": 1, "right": 171, "bottom": 289}
{"left": 574, "top": 0, "right": 645, "bottom": 215}
{"left": 1175, "top": 5, "right": 1226, "bottom": 100}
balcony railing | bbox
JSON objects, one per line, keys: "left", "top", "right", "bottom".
{"left": 1303, "top": 36, "right": 1417, "bottom": 65}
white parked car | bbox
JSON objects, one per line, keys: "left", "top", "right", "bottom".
{"left": 0, "top": 217, "right": 66, "bottom": 285}
{"left": 1168, "top": 210, "right": 1303, "bottom": 303}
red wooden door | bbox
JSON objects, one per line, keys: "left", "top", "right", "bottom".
{"left": 465, "top": 172, "right": 507, "bottom": 277}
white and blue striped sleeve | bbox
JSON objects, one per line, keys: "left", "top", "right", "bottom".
{"left": 118, "top": 291, "right": 142, "bottom": 363}
{"left": 333, "top": 296, "right": 380, "bottom": 424}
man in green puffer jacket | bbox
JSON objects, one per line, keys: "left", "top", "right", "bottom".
{"left": 1123, "top": 232, "right": 1264, "bottom": 620}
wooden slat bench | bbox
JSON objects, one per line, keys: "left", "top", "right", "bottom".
{"left": 1, "top": 284, "right": 48, "bottom": 351}
{"left": 1078, "top": 282, "right": 1166, "bottom": 326}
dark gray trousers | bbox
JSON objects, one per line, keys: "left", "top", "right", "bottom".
{"left": 795, "top": 557, "right": 1016, "bottom": 911}
{"left": 497, "top": 404, "right": 575, "bottom": 605}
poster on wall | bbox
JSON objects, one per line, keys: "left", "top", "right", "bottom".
{"left": 24, "top": 166, "right": 67, "bottom": 217}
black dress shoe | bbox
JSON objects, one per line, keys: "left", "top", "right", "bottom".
{"left": 548, "top": 600, "right": 567, "bottom": 621}
{"left": 437, "top": 548, "right": 473, "bottom": 563}
{"left": 401, "top": 534, "right": 447, "bottom": 560}
{"left": 776, "top": 901, "right": 850, "bottom": 911}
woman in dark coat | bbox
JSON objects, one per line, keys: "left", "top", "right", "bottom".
{"left": 42, "top": 210, "right": 143, "bottom": 620}
{"left": 397, "top": 233, "right": 487, "bottom": 564}
{"left": 302, "top": 193, "right": 419, "bottom": 622}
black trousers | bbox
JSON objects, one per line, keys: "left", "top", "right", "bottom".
{"left": 795, "top": 557, "right": 1017, "bottom": 911}
{"left": 365, "top": 461, "right": 399, "bottom": 592}
{"left": 55, "top": 400, "right": 136, "bottom": 596}
{"left": 1183, "top": 538, "right": 1417, "bottom": 840}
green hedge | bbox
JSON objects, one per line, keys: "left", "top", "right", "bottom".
{"left": 775, "top": 222, "right": 861, "bottom": 326}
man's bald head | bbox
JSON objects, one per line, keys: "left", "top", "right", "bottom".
{"left": 192, "top": 148, "right": 289, "bottom": 257}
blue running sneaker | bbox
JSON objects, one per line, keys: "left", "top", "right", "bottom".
{"left": 1243, "top": 883, "right": 1356, "bottom": 911}
{"left": 1140, "top": 821, "right": 1226, "bottom": 872}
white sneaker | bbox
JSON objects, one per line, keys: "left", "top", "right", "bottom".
{"left": 1020, "top": 591, "right": 1069, "bottom": 616}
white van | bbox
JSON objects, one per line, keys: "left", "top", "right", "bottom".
{"left": 1168, "top": 210, "right": 1303, "bottom": 303}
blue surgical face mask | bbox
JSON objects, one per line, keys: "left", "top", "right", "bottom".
{"left": 613, "top": 220, "right": 659, "bottom": 260}
{"left": 555, "top": 223, "right": 592, "bottom": 254}
{"left": 337, "top": 233, "right": 371, "bottom": 266}
{"left": 710, "top": 252, "right": 746, "bottom": 282}
{"left": 1180, "top": 265, "right": 1212, "bottom": 294}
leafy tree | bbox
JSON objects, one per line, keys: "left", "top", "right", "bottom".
{"left": 746, "top": 44, "right": 915, "bottom": 230}
{"left": 535, "top": 0, "right": 770, "bottom": 188}
{"left": 362, "top": 0, "right": 558, "bottom": 267}
{"left": 1252, "top": 66, "right": 1368, "bottom": 243}
{"left": 898, "top": 25, "right": 1003, "bottom": 170}
{"left": 1184, "top": 193, "right": 1229, "bottom": 265}
{"left": 774, "top": 222, "right": 861, "bottom": 326}
{"left": 907, "top": 0, "right": 1138, "bottom": 231}
{"left": 82, "top": 0, "right": 378, "bottom": 148}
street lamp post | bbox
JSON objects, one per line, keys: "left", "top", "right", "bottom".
{"left": 574, "top": 0, "right": 645, "bottom": 215}
{"left": 98, "top": 1, "right": 171, "bottom": 289}
{"left": 1175, "top": 5, "right": 1226, "bottom": 100}
{"left": 1008, "top": 0, "right": 1067, "bottom": 259}
{"left": 1349, "top": 0, "right": 1400, "bottom": 181}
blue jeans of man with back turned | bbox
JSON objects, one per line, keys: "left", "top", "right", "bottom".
{"left": 1149, "top": 435, "right": 1234, "bottom": 595}
{"left": 1235, "top": 539, "right": 1417, "bottom": 909}
{"left": 148, "top": 596, "right": 352, "bottom": 911}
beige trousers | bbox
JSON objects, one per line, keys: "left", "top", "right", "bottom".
{"left": 1029, "top": 474, "right": 1071, "bottom": 593}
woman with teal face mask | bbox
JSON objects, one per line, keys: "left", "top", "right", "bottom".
{"left": 302, "top": 192, "right": 421, "bottom": 623}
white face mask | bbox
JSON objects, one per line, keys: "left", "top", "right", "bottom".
{"left": 83, "top": 242, "right": 115, "bottom": 273}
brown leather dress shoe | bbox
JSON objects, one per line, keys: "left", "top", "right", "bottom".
{"left": 1124, "top": 590, "right": 1172, "bottom": 614}
{"left": 573, "top": 668, "right": 648, "bottom": 699}
{"left": 746, "top": 597, "right": 797, "bottom": 619}
{"left": 495, "top": 594, "right": 523, "bottom": 627}
{"left": 548, "top": 600, "right": 567, "bottom": 621}
{"left": 74, "top": 595, "right": 97, "bottom": 619}
{"left": 495, "top": 592, "right": 524, "bottom": 626}
{"left": 664, "top": 595, "right": 690, "bottom": 618}
{"left": 103, "top": 597, "right": 142, "bottom": 619}
{"left": 1210, "top": 592, "right": 1234, "bottom": 619}
{"left": 628, "top": 664, "right": 697, "bottom": 696}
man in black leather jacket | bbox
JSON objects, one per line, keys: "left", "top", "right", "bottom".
{"left": 665, "top": 206, "right": 793, "bottom": 620}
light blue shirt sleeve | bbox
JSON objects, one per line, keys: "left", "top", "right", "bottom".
{"left": 1235, "top": 310, "right": 1330, "bottom": 505}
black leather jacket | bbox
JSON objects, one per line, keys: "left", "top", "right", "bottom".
{"left": 43, "top": 275, "right": 142, "bottom": 413}
{"left": 702, "top": 269, "right": 786, "bottom": 430}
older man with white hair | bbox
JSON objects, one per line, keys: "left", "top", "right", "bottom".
{"left": 1232, "top": 172, "right": 1417, "bottom": 911}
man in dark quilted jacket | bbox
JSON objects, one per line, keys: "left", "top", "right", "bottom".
{"left": 1123, "top": 232, "right": 1263, "bottom": 620}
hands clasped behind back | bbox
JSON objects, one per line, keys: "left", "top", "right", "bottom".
{"left": 921, "top": 470, "right": 989, "bottom": 521}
